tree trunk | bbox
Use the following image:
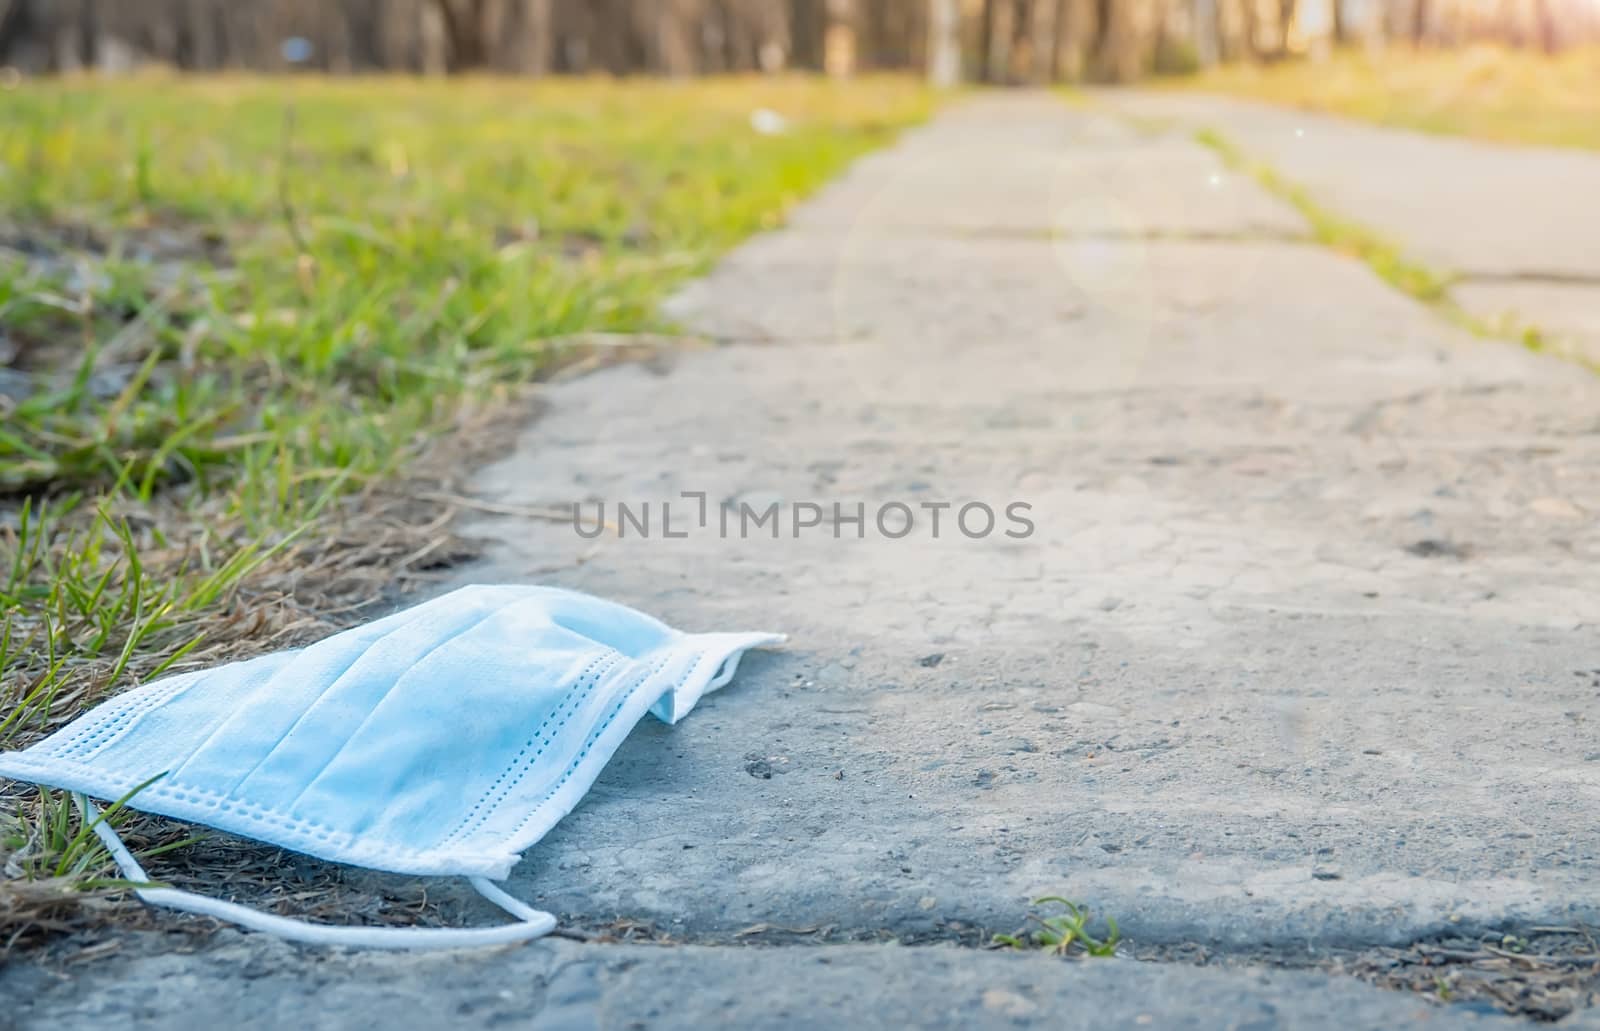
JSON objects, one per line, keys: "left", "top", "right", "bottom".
{"left": 490, "top": 0, "right": 549, "bottom": 72}
{"left": 420, "top": 0, "right": 449, "bottom": 73}
{"left": 1533, "top": 0, "right": 1558, "bottom": 51}
{"left": 926, "top": 0, "right": 960, "bottom": 84}
{"left": 1276, "top": 0, "right": 1296, "bottom": 54}
{"left": 1241, "top": 0, "right": 1261, "bottom": 57}
{"left": 435, "top": 0, "right": 480, "bottom": 69}
{"left": 787, "top": 0, "right": 825, "bottom": 68}
{"left": 1027, "top": 0, "right": 1057, "bottom": 81}
{"left": 1194, "top": 0, "right": 1220, "bottom": 63}
{"left": 1090, "top": 0, "right": 1126, "bottom": 78}
{"left": 1362, "top": 0, "right": 1386, "bottom": 56}
{"left": 824, "top": 0, "right": 855, "bottom": 76}
{"left": 985, "top": 0, "right": 1015, "bottom": 82}
{"left": 752, "top": 0, "right": 791, "bottom": 71}
{"left": 1055, "top": 0, "right": 1092, "bottom": 79}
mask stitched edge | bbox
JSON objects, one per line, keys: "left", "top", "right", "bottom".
{"left": 434, "top": 650, "right": 625, "bottom": 850}
{"left": 0, "top": 755, "right": 521, "bottom": 879}
{"left": 495, "top": 632, "right": 782, "bottom": 861}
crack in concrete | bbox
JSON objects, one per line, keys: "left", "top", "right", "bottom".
{"left": 545, "top": 914, "right": 1600, "bottom": 1021}
{"left": 891, "top": 225, "right": 1314, "bottom": 245}
{"left": 1455, "top": 270, "right": 1600, "bottom": 288}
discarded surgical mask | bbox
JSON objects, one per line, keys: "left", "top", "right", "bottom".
{"left": 0, "top": 585, "right": 783, "bottom": 949}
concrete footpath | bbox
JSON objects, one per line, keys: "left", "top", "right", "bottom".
{"left": 1104, "top": 90, "right": 1600, "bottom": 361}
{"left": 5, "top": 95, "right": 1600, "bottom": 1028}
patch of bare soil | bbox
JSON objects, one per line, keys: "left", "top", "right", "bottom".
{"left": 0, "top": 217, "right": 230, "bottom": 272}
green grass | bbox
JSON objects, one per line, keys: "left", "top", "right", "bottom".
{"left": 0, "top": 74, "right": 930, "bottom": 936}
{"left": 2, "top": 776, "right": 188, "bottom": 886}
{"left": 2, "top": 76, "right": 928, "bottom": 505}
{"left": 993, "top": 896, "right": 1122, "bottom": 957}
{"left": 1183, "top": 46, "right": 1600, "bottom": 152}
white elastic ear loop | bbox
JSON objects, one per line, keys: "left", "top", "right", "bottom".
{"left": 76, "top": 795, "right": 556, "bottom": 950}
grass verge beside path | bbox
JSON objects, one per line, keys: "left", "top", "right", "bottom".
{"left": 1184, "top": 46, "right": 1600, "bottom": 152}
{"left": 0, "top": 74, "right": 931, "bottom": 949}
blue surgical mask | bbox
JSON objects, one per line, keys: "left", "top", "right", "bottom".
{"left": 0, "top": 585, "right": 782, "bottom": 948}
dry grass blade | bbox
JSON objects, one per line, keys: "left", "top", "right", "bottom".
{"left": 0, "top": 877, "right": 128, "bottom": 951}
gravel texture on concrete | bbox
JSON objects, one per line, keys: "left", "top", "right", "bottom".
{"left": 0, "top": 933, "right": 1534, "bottom": 1030}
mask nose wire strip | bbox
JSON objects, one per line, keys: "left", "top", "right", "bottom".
{"left": 76, "top": 794, "right": 557, "bottom": 950}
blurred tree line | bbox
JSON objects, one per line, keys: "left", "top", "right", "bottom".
{"left": 1, "top": 0, "right": 1596, "bottom": 81}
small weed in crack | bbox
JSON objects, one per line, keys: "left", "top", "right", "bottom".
{"left": 991, "top": 896, "right": 1122, "bottom": 958}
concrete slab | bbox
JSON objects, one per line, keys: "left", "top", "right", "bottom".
{"left": 443, "top": 95, "right": 1600, "bottom": 950}
{"left": 1088, "top": 91, "right": 1600, "bottom": 498}
{"left": 0, "top": 934, "right": 1526, "bottom": 1030}
{"left": 785, "top": 96, "right": 1307, "bottom": 241}
{"left": 1454, "top": 280, "right": 1600, "bottom": 367}
{"left": 1098, "top": 91, "right": 1600, "bottom": 280}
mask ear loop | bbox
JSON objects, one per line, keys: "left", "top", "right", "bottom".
{"left": 76, "top": 795, "right": 556, "bottom": 950}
